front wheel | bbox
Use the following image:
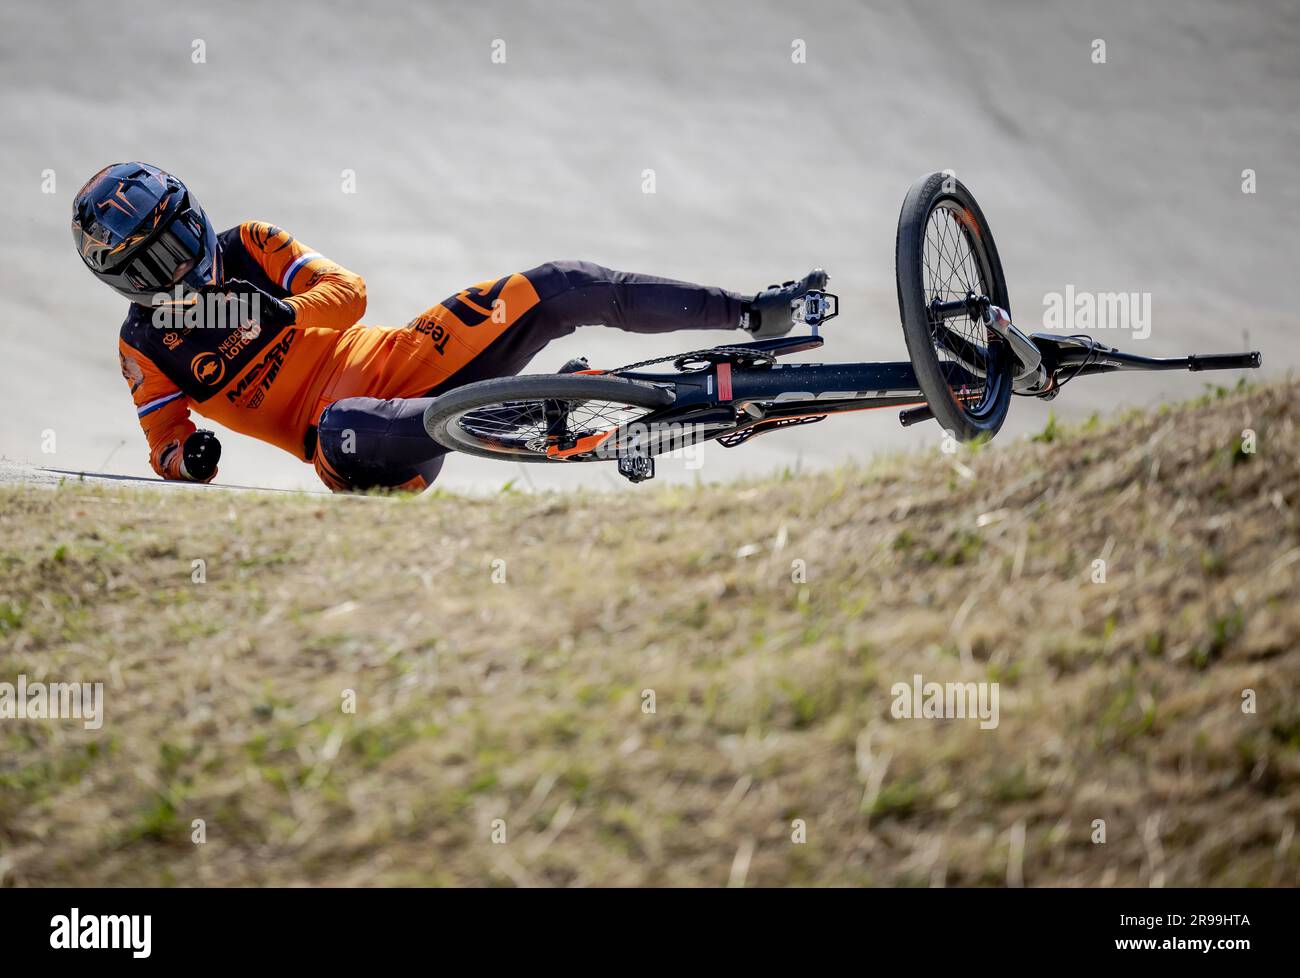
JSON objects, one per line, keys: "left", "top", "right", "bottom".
{"left": 424, "top": 374, "right": 675, "bottom": 462}
{"left": 895, "top": 171, "right": 1013, "bottom": 441}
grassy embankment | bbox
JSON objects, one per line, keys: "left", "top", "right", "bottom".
{"left": 1, "top": 381, "right": 1297, "bottom": 885}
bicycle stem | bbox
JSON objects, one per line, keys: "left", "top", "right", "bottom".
{"left": 931, "top": 295, "right": 1049, "bottom": 394}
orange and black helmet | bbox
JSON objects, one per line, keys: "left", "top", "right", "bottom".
{"left": 72, "top": 162, "right": 220, "bottom": 306}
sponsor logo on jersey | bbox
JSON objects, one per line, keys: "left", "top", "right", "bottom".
{"left": 218, "top": 321, "right": 263, "bottom": 361}
{"left": 409, "top": 313, "right": 454, "bottom": 355}
{"left": 190, "top": 351, "right": 226, "bottom": 386}
{"left": 225, "top": 330, "right": 296, "bottom": 408}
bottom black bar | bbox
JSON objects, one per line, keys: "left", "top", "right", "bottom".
{"left": 0, "top": 886, "right": 1284, "bottom": 966}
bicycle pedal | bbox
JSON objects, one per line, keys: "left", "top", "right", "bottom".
{"left": 617, "top": 454, "right": 655, "bottom": 483}
{"left": 793, "top": 290, "right": 839, "bottom": 328}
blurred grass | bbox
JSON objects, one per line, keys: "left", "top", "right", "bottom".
{"left": 0, "top": 380, "right": 1297, "bottom": 886}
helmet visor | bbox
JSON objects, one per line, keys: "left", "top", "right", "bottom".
{"left": 118, "top": 204, "right": 212, "bottom": 294}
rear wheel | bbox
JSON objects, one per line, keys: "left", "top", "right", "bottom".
{"left": 895, "top": 171, "right": 1013, "bottom": 441}
{"left": 424, "top": 374, "right": 674, "bottom": 462}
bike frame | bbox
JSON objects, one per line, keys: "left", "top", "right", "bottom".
{"left": 533, "top": 288, "right": 1259, "bottom": 479}
{"left": 597, "top": 304, "right": 1260, "bottom": 460}
{"left": 606, "top": 334, "right": 930, "bottom": 456}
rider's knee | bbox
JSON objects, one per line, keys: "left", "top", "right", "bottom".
{"left": 314, "top": 401, "right": 364, "bottom": 491}
{"left": 312, "top": 441, "right": 354, "bottom": 493}
{"left": 315, "top": 398, "right": 422, "bottom": 493}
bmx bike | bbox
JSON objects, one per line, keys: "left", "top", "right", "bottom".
{"left": 424, "top": 172, "right": 1262, "bottom": 483}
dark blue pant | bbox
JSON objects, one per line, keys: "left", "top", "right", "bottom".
{"left": 314, "top": 261, "right": 744, "bottom": 490}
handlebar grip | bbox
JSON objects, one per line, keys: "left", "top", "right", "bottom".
{"left": 1188, "top": 352, "right": 1261, "bottom": 371}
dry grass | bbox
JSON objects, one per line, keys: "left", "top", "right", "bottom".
{"left": 1, "top": 380, "right": 1298, "bottom": 887}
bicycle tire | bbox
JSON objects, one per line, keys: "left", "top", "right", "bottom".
{"left": 895, "top": 171, "right": 1013, "bottom": 441}
{"left": 423, "top": 374, "right": 675, "bottom": 462}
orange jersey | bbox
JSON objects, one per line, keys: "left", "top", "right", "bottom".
{"left": 116, "top": 222, "right": 540, "bottom": 479}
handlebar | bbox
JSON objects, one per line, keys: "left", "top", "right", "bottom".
{"left": 1033, "top": 333, "right": 1262, "bottom": 376}
{"left": 1188, "top": 352, "right": 1263, "bottom": 371}
{"left": 897, "top": 344, "right": 1261, "bottom": 430}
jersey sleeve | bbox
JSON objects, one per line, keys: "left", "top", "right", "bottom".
{"left": 118, "top": 338, "right": 208, "bottom": 481}
{"left": 239, "top": 222, "right": 366, "bottom": 330}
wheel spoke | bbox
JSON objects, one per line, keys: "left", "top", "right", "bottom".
{"left": 454, "top": 397, "right": 658, "bottom": 457}
{"left": 921, "top": 203, "right": 1001, "bottom": 409}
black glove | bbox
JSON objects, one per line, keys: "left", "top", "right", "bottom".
{"left": 199, "top": 278, "right": 296, "bottom": 329}
{"left": 181, "top": 429, "right": 222, "bottom": 482}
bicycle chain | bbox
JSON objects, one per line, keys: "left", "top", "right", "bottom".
{"left": 612, "top": 346, "right": 778, "bottom": 373}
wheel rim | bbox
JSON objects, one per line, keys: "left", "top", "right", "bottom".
{"left": 921, "top": 201, "right": 1008, "bottom": 424}
{"left": 440, "top": 397, "right": 662, "bottom": 459}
